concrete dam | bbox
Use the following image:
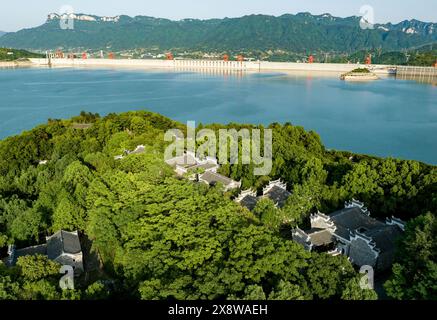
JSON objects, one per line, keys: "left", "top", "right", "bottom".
{"left": 29, "top": 57, "right": 400, "bottom": 75}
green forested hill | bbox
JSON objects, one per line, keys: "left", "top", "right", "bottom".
{"left": 0, "top": 111, "right": 435, "bottom": 300}
{"left": 0, "top": 48, "right": 44, "bottom": 61}
{"left": 333, "top": 44, "right": 437, "bottom": 66}
{"left": 0, "top": 13, "right": 436, "bottom": 52}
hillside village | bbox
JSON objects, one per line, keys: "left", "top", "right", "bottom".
{"left": 2, "top": 145, "right": 405, "bottom": 277}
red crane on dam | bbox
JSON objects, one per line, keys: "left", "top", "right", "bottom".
{"left": 166, "top": 52, "right": 174, "bottom": 60}
{"left": 55, "top": 50, "right": 64, "bottom": 58}
{"left": 365, "top": 55, "right": 372, "bottom": 65}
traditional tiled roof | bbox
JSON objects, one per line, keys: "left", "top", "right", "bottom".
{"left": 47, "top": 230, "right": 82, "bottom": 260}
{"left": 128, "top": 145, "right": 146, "bottom": 155}
{"left": 330, "top": 207, "right": 384, "bottom": 241}
{"left": 299, "top": 200, "right": 405, "bottom": 261}
{"left": 345, "top": 198, "right": 370, "bottom": 215}
{"left": 235, "top": 190, "right": 259, "bottom": 211}
{"left": 199, "top": 171, "right": 236, "bottom": 187}
{"left": 292, "top": 228, "right": 312, "bottom": 250}
{"left": 363, "top": 224, "right": 403, "bottom": 253}
{"left": 6, "top": 244, "right": 48, "bottom": 266}
{"left": 3, "top": 231, "right": 83, "bottom": 269}
{"left": 306, "top": 228, "right": 335, "bottom": 247}
{"left": 292, "top": 227, "right": 335, "bottom": 250}
{"left": 186, "top": 162, "right": 219, "bottom": 172}
{"left": 262, "top": 179, "right": 291, "bottom": 208}
{"left": 263, "top": 186, "right": 291, "bottom": 208}
{"left": 240, "top": 195, "right": 259, "bottom": 211}
{"left": 386, "top": 216, "right": 406, "bottom": 231}
{"left": 165, "top": 152, "right": 198, "bottom": 168}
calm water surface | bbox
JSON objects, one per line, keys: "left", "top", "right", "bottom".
{"left": 0, "top": 67, "right": 436, "bottom": 164}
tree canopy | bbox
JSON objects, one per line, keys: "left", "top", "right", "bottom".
{"left": 0, "top": 110, "right": 435, "bottom": 300}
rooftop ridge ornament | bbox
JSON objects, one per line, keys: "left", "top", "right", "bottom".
{"left": 345, "top": 199, "right": 370, "bottom": 215}
{"left": 235, "top": 189, "right": 257, "bottom": 202}
{"left": 262, "top": 179, "right": 287, "bottom": 195}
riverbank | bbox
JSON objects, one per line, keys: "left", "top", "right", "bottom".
{"left": 0, "top": 60, "right": 33, "bottom": 68}
{"left": 29, "top": 58, "right": 397, "bottom": 75}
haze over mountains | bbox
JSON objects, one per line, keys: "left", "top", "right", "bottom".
{"left": 0, "top": 12, "right": 436, "bottom": 52}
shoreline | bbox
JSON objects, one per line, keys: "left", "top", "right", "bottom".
{"left": 0, "top": 60, "right": 33, "bottom": 68}
{"left": 340, "top": 71, "right": 380, "bottom": 81}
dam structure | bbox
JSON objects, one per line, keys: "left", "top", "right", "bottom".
{"left": 28, "top": 57, "right": 436, "bottom": 77}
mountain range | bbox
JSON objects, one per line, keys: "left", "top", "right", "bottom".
{"left": 0, "top": 31, "right": 5, "bottom": 38}
{"left": 0, "top": 12, "right": 436, "bottom": 53}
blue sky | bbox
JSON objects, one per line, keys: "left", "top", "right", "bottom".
{"left": 1, "top": 0, "right": 436, "bottom": 31}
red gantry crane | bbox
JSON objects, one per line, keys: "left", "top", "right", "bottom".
{"left": 55, "top": 50, "right": 64, "bottom": 58}
{"left": 166, "top": 52, "right": 174, "bottom": 60}
{"left": 308, "top": 55, "right": 314, "bottom": 63}
{"left": 365, "top": 55, "right": 372, "bottom": 65}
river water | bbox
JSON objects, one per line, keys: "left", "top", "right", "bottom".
{"left": 0, "top": 67, "right": 436, "bottom": 164}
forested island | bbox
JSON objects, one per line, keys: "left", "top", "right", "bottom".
{"left": 0, "top": 111, "right": 435, "bottom": 300}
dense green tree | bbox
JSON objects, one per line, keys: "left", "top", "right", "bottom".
{"left": 84, "top": 281, "right": 111, "bottom": 300}
{"left": 0, "top": 275, "right": 20, "bottom": 300}
{"left": 384, "top": 212, "right": 437, "bottom": 300}
{"left": 253, "top": 198, "right": 282, "bottom": 229}
{"left": 241, "top": 285, "right": 267, "bottom": 300}
{"left": 16, "top": 255, "right": 60, "bottom": 281}
{"left": 0, "top": 110, "right": 435, "bottom": 301}
{"left": 10, "top": 208, "right": 44, "bottom": 241}
{"left": 341, "top": 277, "right": 378, "bottom": 300}
{"left": 268, "top": 280, "right": 306, "bottom": 300}
{"left": 306, "top": 253, "right": 366, "bottom": 299}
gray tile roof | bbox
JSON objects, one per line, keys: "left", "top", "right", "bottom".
{"left": 200, "top": 171, "right": 235, "bottom": 186}
{"left": 363, "top": 224, "right": 403, "bottom": 253}
{"left": 47, "top": 230, "right": 81, "bottom": 260}
{"left": 264, "top": 186, "right": 291, "bottom": 208}
{"left": 292, "top": 227, "right": 334, "bottom": 249}
{"left": 329, "top": 206, "right": 403, "bottom": 255}
{"left": 239, "top": 195, "right": 259, "bottom": 211}
{"left": 292, "top": 228, "right": 312, "bottom": 249}
{"left": 166, "top": 154, "right": 198, "bottom": 168}
{"left": 9, "top": 244, "right": 48, "bottom": 265}
{"left": 186, "top": 162, "right": 218, "bottom": 172}
{"left": 307, "top": 228, "right": 335, "bottom": 247}
{"left": 330, "top": 207, "right": 385, "bottom": 241}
